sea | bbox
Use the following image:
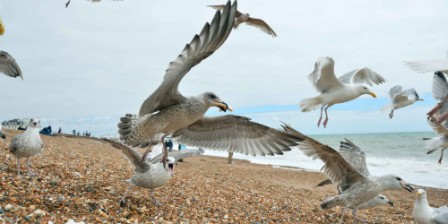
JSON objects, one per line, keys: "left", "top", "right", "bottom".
{"left": 202, "top": 132, "right": 448, "bottom": 189}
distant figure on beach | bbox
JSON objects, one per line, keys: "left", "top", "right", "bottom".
{"left": 382, "top": 85, "right": 423, "bottom": 119}
{"left": 9, "top": 119, "right": 43, "bottom": 176}
{"left": 228, "top": 151, "right": 234, "bottom": 164}
{"left": 165, "top": 138, "right": 173, "bottom": 152}
{"left": 72, "top": 129, "right": 76, "bottom": 135}
{"left": 58, "top": 127, "right": 62, "bottom": 134}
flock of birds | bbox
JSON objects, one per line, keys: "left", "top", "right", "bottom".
{"left": 1, "top": 1, "right": 448, "bottom": 223}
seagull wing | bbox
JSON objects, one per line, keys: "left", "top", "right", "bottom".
{"left": 138, "top": 1, "right": 237, "bottom": 117}
{"left": 245, "top": 17, "right": 277, "bottom": 37}
{"left": 432, "top": 206, "right": 448, "bottom": 224}
{"left": 404, "top": 59, "right": 448, "bottom": 73}
{"left": 0, "top": 51, "right": 23, "bottom": 79}
{"left": 339, "top": 139, "right": 370, "bottom": 177}
{"left": 150, "top": 148, "right": 204, "bottom": 163}
{"left": 432, "top": 72, "right": 448, "bottom": 101}
{"left": 282, "top": 124, "right": 365, "bottom": 189}
{"left": 208, "top": 4, "right": 242, "bottom": 17}
{"left": 308, "top": 62, "right": 343, "bottom": 93}
{"left": 100, "top": 138, "right": 151, "bottom": 173}
{"left": 338, "top": 67, "right": 386, "bottom": 86}
{"left": 172, "top": 115, "right": 301, "bottom": 156}
{"left": 389, "top": 85, "right": 403, "bottom": 100}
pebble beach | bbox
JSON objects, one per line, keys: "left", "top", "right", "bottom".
{"left": 1, "top": 130, "right": 447, "bottom": 224}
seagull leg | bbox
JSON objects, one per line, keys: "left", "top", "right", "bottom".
{"left": 439, "top": 149, "right": 445, "bottom": 164}
{"left": 317, "top": 106, "right": 324, "bottom": 127}
{"left": 228, "top": 151, "right": 233, "bottom": 164}
{"left": 150, "top": 189, "right": 161, "bottom": 207}
{"left": 323, "top": 105, "right": 332, "bottom": 128}
{"left": 352, "top": 209, "right": 358, "bottom": 224}
{"left": 338, "top": 208, "right": 346, "bottom": 224}
{"left": 140, "top": 144, "right": 154, "bottom": 163}
{"left": 26, "top": 158, "right": 36, "bottom": 176}
{"left": 16, "top": 158, "right": 21, "bottom": 176}
{"left": 389, "top": 110, "right": 394, "bottom": 119}
{"left": 120, "top": 185, "right": 132, "bottom": 207}
{"left": 160, "top": 135, "right": 168, "bottom": 168}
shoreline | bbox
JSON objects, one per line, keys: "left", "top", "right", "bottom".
{"left": 0, "top": 130, "right": 447, "bottom": 223}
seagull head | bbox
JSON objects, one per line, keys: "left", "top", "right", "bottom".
{"left": 29, "top": 118, "right": 40, "bottom": 128}
{"left": 383, "top": 175, "right": 413, "bottom": 193}
{"left": 377, "top": 195, "right": 394, "bottom": 206}
{"left": 203, "top": 92, "right": 233, "bottom": 112}
{"left": 416, "top": 189, "right": 427, "bottom": 199}
{"left": 167, "top": 157, "right": 175, "bottom": 177}
{"left": 356, "top": 85, "right": 376, "bottom": 98}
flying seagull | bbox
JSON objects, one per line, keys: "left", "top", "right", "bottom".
{"left": 424, "top": 116, "right": 448, "bottom": 164}
{"left": 404, "top": 51, "right": 448, "bottom": 74}
{"left": 0, "top": 51, "right": 23, "bottom": 79}
{"left": 282, "top": 124, "right": 413, "bottom": 224}
{"left": 9, "top": 119, "right": 43, "bottom": 176}
{"left": 382, "top": 85, "right": 423, "bottom": 119}
{"left": 119, "top": 1, "right": 301, "bottom": 166}
{"left": 208, "top": 4, "right": 277, "bottom": 37}
{"left": 427, "top": 72, "right": 448, "bottom": 124}
{"left": 300, "top": 56, "right": 385, "bottom": 128}
{"left": 413, "top": 189, "right": 448, "bottom": 224}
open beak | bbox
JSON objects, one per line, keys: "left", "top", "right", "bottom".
{"left": 387, "top": 201, "right": 394, "bottom": 206}
{"left": 0, "top": 18, "right": 4, "bottom": 36}
{"left": 213, "top": 101, "right": 233, "bottom": 112}
{"left": 368, "top": 92, "right": 377, "bottom": 98}
{"left": 401, "top": 181, "right": 414, "bottom": 193}
{"left": 0, "top": 133, "right": 5, "bottom": 139}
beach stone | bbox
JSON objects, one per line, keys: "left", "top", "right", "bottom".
{"left": 4, "top": 204, "right": 13, "bottom": 211}
{"left": 25, "top": 214, "right": 34, "bottom": 221}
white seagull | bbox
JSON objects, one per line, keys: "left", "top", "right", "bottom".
{"left": 9, "top": 119, "right": 43, "bottom": 176}
{"left": 300, "top": 56, "right": 385, "bottom": 128}
{"left": 382, "top": 85, "right": 423, "bottom": 119}
{"left": 282, "top": 124, "right": 413, "bottom": 224}
{"left": 427, "top": 71, "right": 448, "bottom": 124}
{"left": 404, "top": 51, "right": 448, "bottom": 74}
{"left": 208, "top": 4, "right": 277, "bottom": 37}
{"left": 424, "top": 116, "right": 448, "bottom": 164}
{"left": 119, "top": 1, "right": 302, "bottom": 166}
{"left": 0, "top": 123, "right": 5, "bottom": 141}
{"left": 413, "top": 189, "right": 448, "bottom": 224}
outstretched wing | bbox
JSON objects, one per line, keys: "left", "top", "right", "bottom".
{"left": 404, "top": 59, "right": 448, "bottom": 73}
{"left": 150, "top": 148, "right": 204, "bottom": 163}
{"left": 172, "top": 115, "right": 301, "bottom": 156}
{"left": 282, "top": 124, "right": 365, "bottom": 191}
{"left": 339, "top": 139, "right": 370, "bottom": 177}
{"left": 308, "top": 59, "right": 343, "bottom": 93}
{"left": 432, "top": 72, "right": 448, "bottom": 101}
{"left": 138, "top": 1, "right": 237, "bottom": 117}
{"left": 245, "top": 17, "right": 277, "bottom": 37}
{"left": 0, "top": 51, "right": 23, "bottom": 79}
{"left": 338, "top": 67, "right": 386, "bottom": 86}
{"left": 208, "top": 4, "right": 242, "bottom": 17}
{"left": 389, "top": 85, "right": 403, "bottom": 100}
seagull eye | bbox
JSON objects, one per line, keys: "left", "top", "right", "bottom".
{"left": 208, "top": 93, "right": 217, "bottom": 99}
{"left": 396, "top": 177, "right": 402, "bottom": 181}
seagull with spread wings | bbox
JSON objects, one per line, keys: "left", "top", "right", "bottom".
{"left": 382, "top": 85, "right": 423, "bottom": 119}
{"left": 404, "top": 51, "right": 448, "bottom": 74}
{"left": 282, "top": 124, "right": 413, "bottom": 224}
{"left": 118, "top": 1, "right": 301, "bottom": 167}
{"left": 208, "top": 4, "right": 277, "bottom": 37}
{"left": 0, "top": 51, "right": 23, "bottom": 79}
{"left": 300, "top": 56, "right": 385, "bottom": 128}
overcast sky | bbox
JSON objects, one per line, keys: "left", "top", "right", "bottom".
{"left": 0, "top": 0, "right": 447, "bottom": 136}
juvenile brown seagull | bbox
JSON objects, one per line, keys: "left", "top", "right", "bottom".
{"left": 208, "top": 4, "right": 277, "bottom": 37}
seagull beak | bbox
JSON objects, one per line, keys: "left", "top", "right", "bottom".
{"left": 387, "top": 201, "right": 394, "bottom": 206}
{"left": 401, "top": 181, "right": 413, "bottom": 193}
{"left": 0, "top": 18, "right": 4, "bottom": 36}
{"left": 168, "top": 163, "right": 174, "bottom": 177}
{"left": 368, "top": 92, "right": 377, "bottom": 98}
{"left": 213, "top": 101, "right": 233, "bottom": 112}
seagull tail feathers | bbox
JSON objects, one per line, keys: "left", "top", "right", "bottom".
{"left": 300, "top": 96, "right": 322, "bottom": 112}
{"left": 320, "top": 196, "right": 342, "bottom": 209}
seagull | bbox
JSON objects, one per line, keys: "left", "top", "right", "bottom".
{"left": 382, "top": 85, "right": 423, "bottom": 119}
{"left": 0, "top": 51, "right": 23, "bottom": 79}
{"left": 413, "top": 189, "right": 448, "bottom": 224}
{"left": 119, "top": 1, "right": 301, "bottom": 166}
{"left": 427, "top": 72, "right": 448, "bottom": 123}
{"left": 404, "top": 51, "right": 448, "bottom": 74}
{"left": 101, "top": 138, "right": 203, "bottom": 206}
{"left": 282, "top": 124, "right": 413, "bottom": 224}
{"left": 424, "top": 117, "right": 448, "bottom": 164}
{"left": 208, "top": 4, "right": 277, "bottom": 37}
{"left": 0, "top": 123, "right": 5, "bottom": 140}
{"left": 9, "top": 119, "right": 43, "bottom": 176}
{"left": 300, "top": 56, "right": 385, "bottom": 128}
